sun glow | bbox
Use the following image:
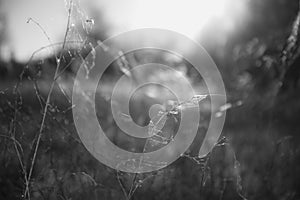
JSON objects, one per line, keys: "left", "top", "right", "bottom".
{"left": 3, "top": 0, "right": 245, "bottom": 61}
{"left": 106, "top": 0, "right": 228, "bottom": 38}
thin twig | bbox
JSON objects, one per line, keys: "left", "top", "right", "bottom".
{"left": 116, "top": 171, "right": 130, "bottom": 200}
{"left": 8, "top": 85, "right": 30, "bottom": 199}
{"left": 24, "top": 1, "right": 73, "bottom": 198}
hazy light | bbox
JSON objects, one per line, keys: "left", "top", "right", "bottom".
{"left": 2, "top": 0, "right": 246, "bottom": 61}
{"left": 105, "top": 0, "right": 228, "bottom": 38}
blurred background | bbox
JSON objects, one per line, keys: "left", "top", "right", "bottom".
{"left": 0, "top": 0, "right": 300, "bottom": 199}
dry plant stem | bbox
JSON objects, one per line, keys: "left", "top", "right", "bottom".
{"left": 128, "top": 173, "right": 138, "bottom": 199}
{"left": 122, "top": 95, "right": 210, "bottom": 199}
{"left": 9, "top": 85, "right": 31, "bottom": 199}
{"left": 24, "top": 1, "right": 73, "bottom": 199}
{"left": 116, "top": 171, "right": 130, "bottom": 200}
{"left": 27, "top": 17, "right": 59, "bottom": 70}
{"left": 1, "top": 75, "right": 31, "bottom": 198}
{"left": 27, "top": 18, "right": 53, "bottom": 52}
{"left": 125, "top": 113, "right": 170, "bottom": 199}
{"left": 23, "top": 40, "right": 83, "bottom": 69}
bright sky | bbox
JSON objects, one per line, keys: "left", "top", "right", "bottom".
{"left": 2, "top": 0, "right": 67, "bottom": 61}
{"left": 1, "top": 0, "right": 246, "bottom": 61}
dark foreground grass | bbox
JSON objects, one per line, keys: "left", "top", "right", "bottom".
{"left": 0, "top": 78, "right": 299, "bottom": 200}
